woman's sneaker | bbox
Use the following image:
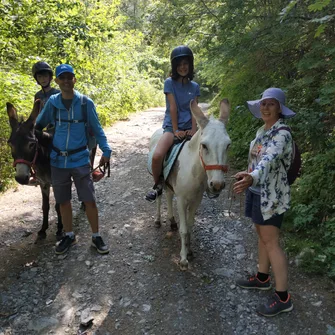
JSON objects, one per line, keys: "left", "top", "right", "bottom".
{"left": 256, "top": 293, "right": 293, "bottom": 317}
{"left": 91, "top": 236, "right": 109, "bottom": 254}
{"left": 145, "top": 185, "right": 162, "bottom": 203}
{"left": 236, "top": 275, "right": 272, "bottom": 290}
{"left": 55, "top": 235, "right": 77, "bottom": 255}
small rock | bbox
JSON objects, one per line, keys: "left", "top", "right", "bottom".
{"left": 312, "top": 301, "right": 322, "bottom": 307}
{"left": 80, "top": 308, "right": 94, "bottom": 327}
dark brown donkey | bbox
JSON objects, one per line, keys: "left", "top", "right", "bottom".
{"left": 6, "top": 100, "right": 63, "bottom": 241}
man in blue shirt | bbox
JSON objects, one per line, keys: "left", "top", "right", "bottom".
{"left": 36, "top": 64, "right": 111, "bottom": 255}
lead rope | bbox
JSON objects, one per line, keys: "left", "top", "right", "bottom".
{"left": 225, "top": 176, "right": 243, "bottom": 219}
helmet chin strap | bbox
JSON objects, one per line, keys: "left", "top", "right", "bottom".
{"left": 41, "top": 82, "right": 51, "bottom": 90}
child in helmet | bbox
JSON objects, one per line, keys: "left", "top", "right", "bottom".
{"left": 145, "top": 45, "right": 200, "bottom": 202}
{"left": 32, "top": 61, "right": 60, "bottom": 106}
{"left": 28, "top": 61, "right": 60, "bottom": 186}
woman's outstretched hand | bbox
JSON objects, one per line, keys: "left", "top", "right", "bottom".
{"left": 233, "top": 171, "right": 253, "bottom": 194}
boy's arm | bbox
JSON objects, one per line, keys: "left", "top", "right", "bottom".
{"left": 36, "top": 100, "right": 52, "bottom": 130}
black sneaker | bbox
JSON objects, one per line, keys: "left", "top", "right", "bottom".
{"left": 145, "top": 185, "right": 163, "bottom": 203}
{"left": 236, "top": 275, "right": 272, "bottom": 290}
{"left": 91, "top": 236, "right": 109, "bottom": 254}
{"left": 55, "top": 235, "right": 77, "bottom": 255}
{"left": 256, "top": 293, "right": 293, "bottom": 317}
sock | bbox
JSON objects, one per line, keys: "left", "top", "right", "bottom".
{"left": 65, "top": 232, "right": 75, "bottom": 238}
{"left": 256, "top": 272, "right": 269, "bottom": 282}
{"left": 92, "top": 232, "right": 101, "bottom": 238}
{"left": 275, "top": 290, "right": 289, "bottom": 302}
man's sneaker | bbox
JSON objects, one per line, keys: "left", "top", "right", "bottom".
{"left": 256, "top": 293, "right": 293, "bottom": 317}
{"left": 91, "top": 236, "right": 109, "bottom": 254}
{"left": 55, "top": 235, "right": 77, "bottom": 255}
{"left": 145, "top": 185, "right": 163, "bottom": 203}
{"left": 92, "top": 170, "right": 104, "bottom": 182}
{"left": 236, "top": 275, "right": 272, "bottom": 290}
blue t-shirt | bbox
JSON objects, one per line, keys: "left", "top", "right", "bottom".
{"left": 162, "top": 77, "right": 200, "bottom": 130}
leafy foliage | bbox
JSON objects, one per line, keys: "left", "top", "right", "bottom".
{"left": 0, "top": 0, "right": 334, "bottom": 277}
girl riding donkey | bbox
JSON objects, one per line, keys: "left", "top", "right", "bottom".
{"left": 145, "top": 45, "right": 200, "bottom": 202}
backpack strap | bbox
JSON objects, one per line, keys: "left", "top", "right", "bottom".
{"left": 271, "top": 126, "right": 294, "bottom": 171}
{"left": 81, "top": 94, "right": 88, "bottom": 124}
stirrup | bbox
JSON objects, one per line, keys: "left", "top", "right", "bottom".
{"left": 145, "top": 185, "right": 162, "bottom": 203}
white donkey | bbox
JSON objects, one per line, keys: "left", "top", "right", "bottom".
{"left": 149, "top": 99, "right": 231, "bottom": 270}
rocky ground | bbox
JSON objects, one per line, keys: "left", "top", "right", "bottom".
{"left": 0, "top": 105, "right": 334, "bottom": 335}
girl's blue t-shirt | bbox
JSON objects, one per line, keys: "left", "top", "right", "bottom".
{"left": 162, "top": 77, "right": 200, "bottom": 130}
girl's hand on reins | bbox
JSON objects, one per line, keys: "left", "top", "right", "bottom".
{"left": 185, "top": 129, "right": 196, "bottom": 137}
{"left": 174, "top": 130, "right": 186, "bottom": 139}
{"left": 233, "top": 172, "right": 253, "bottom": 194}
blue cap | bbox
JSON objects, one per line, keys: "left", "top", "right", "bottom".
{"left": 56, "top": 64, "right": 75, "bottom": 78}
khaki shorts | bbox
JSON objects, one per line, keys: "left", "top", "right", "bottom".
{"left": 51, "top": 165, "right": 96, "bottom": 204}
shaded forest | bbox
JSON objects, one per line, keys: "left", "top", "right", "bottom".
{"left": 0, "top": 0, "right": 334, "bottom": 277}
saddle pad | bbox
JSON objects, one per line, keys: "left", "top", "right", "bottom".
{"left": 147, "top": 141, "right": 187, "bottom": 181}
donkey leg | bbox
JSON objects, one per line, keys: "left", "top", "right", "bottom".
{"left": 186, "top": 195, "right": 203, "bottom": 259}
{"left": 154, "top": 193, "right": 162, "bottom": 228}
{"left": 166, "top": 189, "right": 177, "bottom": 231}
{"left": 176, "top": 199, "right": 189, "bottom": 270}
{"left": 36, "top": 184, "right": 50, "bottom": 241}
{"left": 55, "top": 202, "right": 63, "bottom": 240}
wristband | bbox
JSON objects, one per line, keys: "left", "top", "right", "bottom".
{"left": 174, "top": 130, "right": 180, "bottom": 133}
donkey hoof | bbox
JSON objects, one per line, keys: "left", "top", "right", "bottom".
{"left": 179, "top": 259, "right": 189, "bottom": 271}
{"left": 34, "top": 231, "right": 46, "bottom": 243}
{"left": 37, "top": 231, "right": 47, "bottom": 239}
{"left": 154, "top": 220, "right": 161, "bottom": 228}
{"left": 56, "top": 231, "right": 64, "bottom": 241}
{"left": 187, "top": 251, "right": 194, "bottom": 260}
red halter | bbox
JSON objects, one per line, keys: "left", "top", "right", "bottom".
{"left": 199, "top": 151, "right": 228, "bottom": 172}
{"left": 13, "top": 140, "right": 39, "bottom": 178}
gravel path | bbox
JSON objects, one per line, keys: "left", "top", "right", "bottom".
{"left": 0, "top": 105, "right": 334, "bottom": 335}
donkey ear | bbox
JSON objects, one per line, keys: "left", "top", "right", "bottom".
{"left": 219, "top": 98, "right": 230, "bottom": 125}
{"left": 28, "top": 99, "right": 42, "bottom": 122}
{"left": 190, "top": 100, "right": 209, "bottom": 129}
{"left": 6, "top": 102, "right": 18, "bottom": 129}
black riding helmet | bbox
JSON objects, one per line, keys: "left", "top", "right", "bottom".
{"left": 32, "top": 61, "right": 53, "bottom": 80}
{"left": 170, "top": 45, "right": 194, "bottom": 80}
{"left": 170, "top": 45, "right": 194, "bottom": 62}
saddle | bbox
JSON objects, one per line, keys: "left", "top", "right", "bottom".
{"left": 148, "top": 137, "right": 190, "bottom": 181}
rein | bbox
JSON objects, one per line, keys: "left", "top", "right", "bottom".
{"left": 13, "top": 139, "right": 39, "bottom": 178}
{"left": 81, "top": 161, "right": 111, "bottom": 179}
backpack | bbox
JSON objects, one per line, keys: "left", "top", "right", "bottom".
{"left": 272, "top": 126, "right": 301, "bottom": 185}
{"left": 53, "top": 95, "right": 97, "bottom": 151}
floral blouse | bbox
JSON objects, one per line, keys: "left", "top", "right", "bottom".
{"left": 248, "top": 119, "right": 293, "bottom": 220}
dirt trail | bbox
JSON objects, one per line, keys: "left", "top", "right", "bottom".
{"left": 0, "top": 105, "right": 334, "bottom": 335}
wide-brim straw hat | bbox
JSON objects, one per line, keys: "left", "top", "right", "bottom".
{"left": 247, "top": 87, "right": 296, "bottom": 119}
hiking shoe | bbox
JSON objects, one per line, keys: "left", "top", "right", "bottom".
{"left": 236, "top": 275, "right": 272, "bottom": 290}
{"left": 145, "top": 185, "right": 163, "bottom": 203}
{"left": 256, "top": 293, "right": 293, "bottom": 317}
{"left": 91, "top": 236, "right": 109, "bottom": 254}
{"left": 92, "top": 170, "right": 104, "bottom": 182}
{"left": 55, "top": 235, "right": 77, "bottom": 255}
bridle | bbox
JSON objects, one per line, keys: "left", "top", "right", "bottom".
{"left": 199, "top": 150, "right": 228, "bottom": 173}
{"left": 13, "top": 139, "right": 39, "bottom": 178}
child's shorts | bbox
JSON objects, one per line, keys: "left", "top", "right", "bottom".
{"left": 51, "top": 164, "right": 96, "bottom": 204}
{"left": 245, "top": 189, "right": 284, "bottom": 228}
